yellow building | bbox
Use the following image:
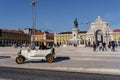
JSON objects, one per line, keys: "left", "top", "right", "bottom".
{"left": 31, "top": 32, "right": 54, "bottom": 47}
{"left": 55, "top": 31, "right": 87, "bottom": 46}
{"left": 113, "top": 29, "right": 120, "bottom": 42}
{"left": 56, "top": 32, "right": 72, "bottom": 45}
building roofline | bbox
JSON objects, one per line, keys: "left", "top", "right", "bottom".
{"left": 2, "top": 29, "right": 24, "bottom": 34}
{"left": 113, "top": 29, "right": 120, "bottom": 32}
{"left": 59, "top": 31, "right": 72, "bottom": 34}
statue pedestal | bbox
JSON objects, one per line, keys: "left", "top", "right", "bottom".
{"left": 72, "top": 28, "right": 79, "bottom": 39}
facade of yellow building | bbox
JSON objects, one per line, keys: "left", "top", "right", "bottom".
{"left": 31, "top": 32, "right": 54, "bottom": 47}
{"left": 55, "top": 31, "right": 87, "bottom": 46}
{"left": 56, "top": 32, "right": 72, "bottom": 45}
{"left": 113, "top": 29, "right": 120, "bottom": 42}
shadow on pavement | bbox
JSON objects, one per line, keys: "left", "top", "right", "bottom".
{"left": 54, "top": 56, "right": 70, "bottom": 62}
{"left": 0, "top": 56, "right": 11, "bottom": 59}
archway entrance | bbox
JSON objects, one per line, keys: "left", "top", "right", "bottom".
{"left": 95, "top": 30, "right": 103, "bottom": 46}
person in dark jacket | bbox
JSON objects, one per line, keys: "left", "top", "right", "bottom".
{"left": 102, "top": 42, "right": 107, "bottom": 51}
{"left": 93, "top": 42, "right": 96, "bottom": 51}
{"left": 111, "top": 41, "right": 115, "bottom": 51}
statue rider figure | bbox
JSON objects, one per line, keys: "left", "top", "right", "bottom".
{"left": 74, "top": 18, "right": 78, "bottom": 28}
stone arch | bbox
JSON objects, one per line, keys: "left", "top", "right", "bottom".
{"left": 95, "top": 30, "right": 103, "bottom": 46}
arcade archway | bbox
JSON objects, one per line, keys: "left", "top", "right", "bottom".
{"left": 95, "top": 30, "right": 103, "bottom": 46}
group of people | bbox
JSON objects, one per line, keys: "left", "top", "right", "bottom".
{"left": 93, "top": 41, "right": 119, "bottom": 52}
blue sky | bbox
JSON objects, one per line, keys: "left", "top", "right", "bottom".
{"left": 0, "top": 0, "right": 120, "bottom": 33}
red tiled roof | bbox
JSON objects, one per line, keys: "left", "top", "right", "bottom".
{"left": 33, "top": 32, "right": 44, "bottom": 35}
{"left": 2, "top": 29, "right": 23, "bottom": 34}
{"left": 113, "top": 29, "right": 120, "bottom": 32}
{"left": 33, "top": 32, "right": 54, "bottom": 36}
{"left": 46, "top": 33, "right": 54, "bottom": 37}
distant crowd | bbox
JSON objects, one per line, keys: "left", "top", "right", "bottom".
{"left": 92, "top": 41, "right": 120, "bottom": 52}
{"left": 12, "top": 40, "right": 120, "bottom": 52}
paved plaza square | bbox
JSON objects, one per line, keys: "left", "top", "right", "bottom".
{"left": 0, "top": 46, "right": 120, "bottom": 75}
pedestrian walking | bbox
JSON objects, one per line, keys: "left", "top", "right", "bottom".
{"left": 111, "top": 41, "right": 115, "bottom": 51}
{"left": 102, "top": 42, "right": 107, "bottom": 51}
{"left": 93, "top": 42, "right": 96, "bottom": 51}
{"left": 99, "top": 42, "right": 102, "bottom": 51}
{"left": 108, "top": 41, "right": 112, "bottom": 49}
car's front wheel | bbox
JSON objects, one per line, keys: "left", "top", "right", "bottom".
{"left": 16, "top": 56, "right": 25, "bottom": 64}
{"left": 46, "top": 54, "right": 54, "bottom": 63}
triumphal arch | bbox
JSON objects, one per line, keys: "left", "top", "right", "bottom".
{"left": 86, "top": 16, "right": 114, "bottom": 45}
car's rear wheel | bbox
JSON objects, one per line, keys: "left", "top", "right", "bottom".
{"left": 16, "top": 56, "right": 25, "bottom": 64}
{"left": 46, "top": 54, "right": 54, "bottom": 63}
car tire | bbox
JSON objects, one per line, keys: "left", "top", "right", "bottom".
{"left": 46, "top": 54, "right": 54, "bottom": 63}
{"left": 16, "top": 56, "right": 25, "bottom": 64}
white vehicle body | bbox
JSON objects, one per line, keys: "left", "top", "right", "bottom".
{"left": 16, "top": 48, "right": 55, "bottom": 64}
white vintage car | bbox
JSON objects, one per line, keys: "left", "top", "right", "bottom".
{"left": 16, "top": 48, "right": 55, "bottom": 64}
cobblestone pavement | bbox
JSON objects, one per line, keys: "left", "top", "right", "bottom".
{"left": 0, "top": 46, "right": 120, "bottom": 75}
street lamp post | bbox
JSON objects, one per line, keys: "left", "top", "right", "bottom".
{"left": 32, "top": 0, "right": 36, "bottom": 34}
{"left": 31, "top": 0, "right": 37, "bottom": 47}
